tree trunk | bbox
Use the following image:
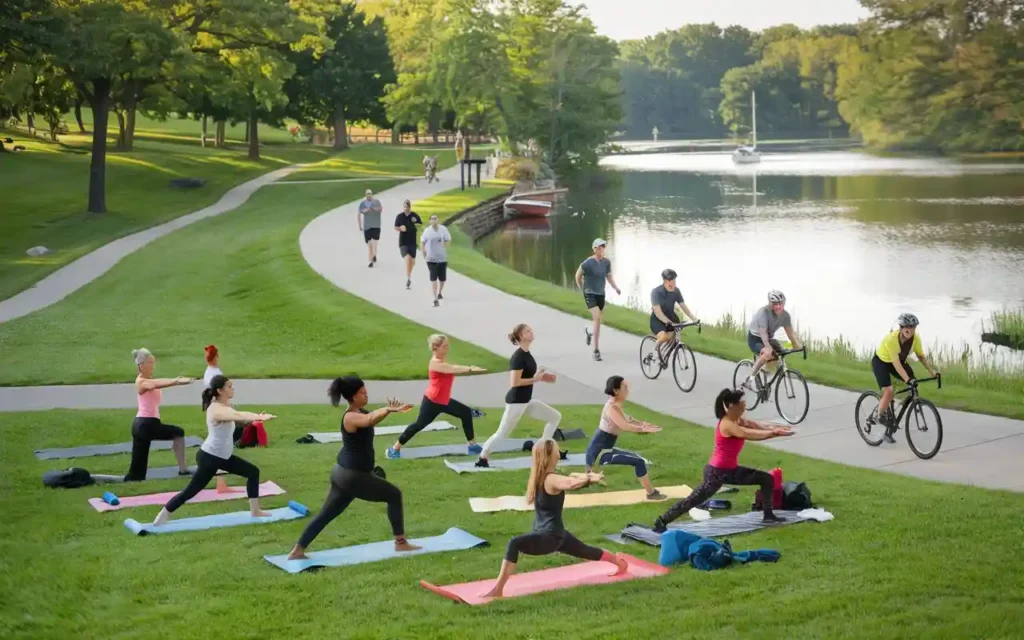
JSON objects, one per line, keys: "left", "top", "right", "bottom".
{"left": 87, "top": 78, "right": 112, "bottom": 214}
{"left": 114, "top": 109, "right": 127, "bottom": 150}
{"left": 391, "top": 126, "right": 400, "bottom": 144}
{"left": 26, "top": 113, "right": 34, "bottom": 134}
{"left": 247, "top": 109, "right": 259, "bottom": 160}
{"left": 125, "top": 104, "right": 137, "bottom": 151}
{"left": 244, "top": 121, "right": 249, "bottom": 143}
{"left": 413, "top": 131, "right": 419, "bottom": 145}
{"left": 201, "top": 114, "right": 207, "bottom": 148}
{"left": 332, "top": 104, "right": 349, "bottom": 150}
{"left": 74, "top": 100, "right": 86, "bottom": 133}
{"left": 215, "top": 120, "right": 225, "bottom": 147}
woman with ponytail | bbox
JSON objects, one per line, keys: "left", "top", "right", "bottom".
{"left": 476, "top": 324, "right": 561, "bottom": 468}
{"left": 287, "top": 377, "right": 422, "bottom": 559}
{"left": 202, "top": 344, "right": 264, "bottom": 448}
{"left": 125, "top": 348, "right": 194, "bottom": 481}
{"left": 651, "top": 388, "right": 793, "bottom": 533}
{"left": 151, "top": 375, "right": 276, "bottom": 525}
{"left": 482, "top": 439, "right": 626, "bottom": 600}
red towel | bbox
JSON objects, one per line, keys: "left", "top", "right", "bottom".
{"left": 238, "top": 421, "right": 268, "bottom": 448}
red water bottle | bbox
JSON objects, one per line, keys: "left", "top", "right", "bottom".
{"left": 770, "top": 467, "right": 784, "bottom": 509}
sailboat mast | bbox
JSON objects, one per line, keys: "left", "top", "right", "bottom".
{"left": 751, "top": 91, "right": 757, "bottom": 149}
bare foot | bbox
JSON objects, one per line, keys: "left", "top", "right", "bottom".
{"left": 286, "top": 547, "right": 308, "bottom": 561}
{"left": 481, "top": 587, "right": 503, "bottom": 599}
{"left": 216, "top": 485, "right": 243, "bottom": 494}
{"left": 611, "top": 554, "right": 629, "bottom": 576}
{"left": 251, "top": 509, "right": 272, "bottom": 518}
{"left": 395, "top": 540, "right": 422, "bottom": 552}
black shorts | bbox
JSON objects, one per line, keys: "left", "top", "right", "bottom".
{"left": 400, "top": 245, "right": 417, "bottom": 258}
{"left": 427, "top": 261, "right": 448, "bottom": 282}
{"left": 584, "top": 293, "right": 605, "bottom": 311}
{"left": 650, "top": 314, "right": 679, "bottom": 335}
{"left": 871, "top": 355, "right": 914, "bottom": 389}
{"left": 748, "top": 333, "right": 783, "bottom": 356}
{"left": 364, "top": 228, "right": 380, "bottom": 243}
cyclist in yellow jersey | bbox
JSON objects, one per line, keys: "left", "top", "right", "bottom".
{"left": 871, "top": 313, "right": 938, "bottom": 442}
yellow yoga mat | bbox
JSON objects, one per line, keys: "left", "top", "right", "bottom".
{"left": 469, "top": 485, "right": 692, "bottom": 513}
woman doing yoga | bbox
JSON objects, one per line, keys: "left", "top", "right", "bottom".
{"left": 476, "top": 324, "right": 560, "bottom": 468}
{"left": 289, "top": 377, "right": 421, "bottom": 559}
{"left": 152, "top": 375, "right": 276, "bottom": 525}
{"left": 125, "top": 348, "right": 194, "bottom": 481}
{"left": 483, "top": 438, "right": 627, "bottom": 599}
{"left": 585, "top": 376, "right": 664, "bottom": 500}
{"left": 652, "top": 388, "right": 793, "bottom": 533}
{"left": 387, "top": 334, "right": 486, "bottom": 459}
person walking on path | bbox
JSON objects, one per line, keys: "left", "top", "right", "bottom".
{"left": 394, "top": 200, "right": 423, "bottom": 290}
{"left": 359, "top": 189, "right": 383, "bottom": 268}
{"left": 125, "top": 348, "right": 194, "bottom": 481}
{"left": 387, "top": 334, "right": 486, "bottom": 458}
{"left": 421, "top": 214, "right": 452, "bottom": 307}
{"left": 574, "top": 238, "right": 620, "bottom": 361}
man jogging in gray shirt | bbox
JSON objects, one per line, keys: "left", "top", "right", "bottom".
{"left": 574, "top": 238, "right": 621, "bottom": 361}
{"left": 358, "top": 189, "right": 383, "bottom": 268}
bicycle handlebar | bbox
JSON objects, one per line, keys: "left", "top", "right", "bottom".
{"left": 674, "top": 320, "right": 701, "bottom": 334}
{"left": 776, "top": 346, "right": 807, "bottom": 360}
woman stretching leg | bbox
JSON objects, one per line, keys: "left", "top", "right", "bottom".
{"left": 289, "top": 376, "right": 422, "bottom": 558}
{"left": 477, "top": 324, "right": 560, "bottom": 468}
{"left": 152, "top": 375, "right": 276, "bottom": 525}
{"left": 125, "top": 348, "right": 194, "bottom": 481}
{"left": 652, "top": 388, "right": 793, "bottom": 533}
{"left": 483, "top": 439, "right": 627, "bottom": 599}
{"left": 584, "top": 376, "right": 664, "bottom": 499}
{"left": 387, "top": 334, "right": 487, "bottom": 459}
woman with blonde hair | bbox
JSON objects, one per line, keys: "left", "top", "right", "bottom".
{"left": 476, "top": 323, "right": 560, "bottom": 468}
{"left": 387, "top": 334, "right": 487, "bottom": 459}
{"left": 125, "top": 348, "right": 194, "bottom": 481}
{"left": 482, "top": 439, "right": 627, "bottom": 599}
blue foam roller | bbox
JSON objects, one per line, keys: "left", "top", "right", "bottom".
{"left": 287, "top": 500, "right": 309, "bottom": 516}
{"left": 102, "top": 491, "right": 120, "bottom": 506}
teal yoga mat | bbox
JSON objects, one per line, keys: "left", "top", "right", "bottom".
{"left": 124, "top": 501, "right": 309, "bottom": 536}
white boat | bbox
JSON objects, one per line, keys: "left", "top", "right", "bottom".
{"left": 732, "top": 91, "right": 761, "bottom": 164}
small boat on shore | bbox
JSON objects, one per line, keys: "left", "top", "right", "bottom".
{"left": 504, "top": 194, "right": 553, "bottom": 217}
{"left": 510, "top": 187, "right": 569, "bottom": 203}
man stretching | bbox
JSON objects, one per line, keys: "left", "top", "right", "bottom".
{"left": 574, "top": 238, "right": 620, "bottom": 361}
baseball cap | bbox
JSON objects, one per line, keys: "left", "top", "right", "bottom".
{"left": 592, "top": 238, "right": 607, "bottom": 249}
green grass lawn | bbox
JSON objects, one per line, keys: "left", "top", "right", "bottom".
{"left": 0, "top": 180, "right": 505, "bottom": 385}
{"left": 2, "top": 403, "right": 1021, "bottom": 639}
{"left": 69, "top": 109, "right": 300, "bottom": 145}
{"left": 278, "top": 147, "right": 459, "bottom": 182}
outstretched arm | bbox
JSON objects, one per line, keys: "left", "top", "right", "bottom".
{"left": 722, "top": 418, "right": 791, "bottom": 441}
{"left": 783, "top": 326, "right": 802, "bottom": 351}
{"left": 343, "top": 399, "right": 413, "bottom": 431}
{"left": 606, "top": 404, "right": 658, "bottom": 433}
{"left": 209, "top": 404, "right": 274, "bottom": 424}
{"left": 678, "top": 302, "right": 698, "bottom": 323}
{"left": 546, "top": 471, "right": 603, "bottom": 492}
{"left": 430, "top": 359, "right": 485, "bottom": 375}
{"left": 138, "top": 377, "right": 191, "bottom": 393}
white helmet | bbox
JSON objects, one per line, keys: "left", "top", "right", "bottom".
{"left": 767, "top": 290, "right": 786, "bottom": 304}
{"left": 897, "top": 313, "right": 919, "bottom": 327}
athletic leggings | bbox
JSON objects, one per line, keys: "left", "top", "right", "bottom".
{"left": 296, "top": 465, "right": 404, "bottom": 549}
{"left": 584, "top": 430, "right": 648, "bottom": 477}
{"left": 480, "top": 400, "right": 560, "bottom": 458}
{"left": 398, "top": 396, "right": 474, "bottom": 445}
{"left": 125, "top": 417, "right": 185, "bottom": 481}
{"left": 164, "top": 449, "right": 260, "bottom": 512}
{"left": 658, "top": 463, "right": 775, "bottom": 526}
{"left": 505, "top": 529, "right": 604, "bottom": 564}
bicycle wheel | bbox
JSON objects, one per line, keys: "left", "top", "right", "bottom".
{"left": 774, "top": 369, "right": 809, "bottom": 424}
{"left": 671, "top": 344, "right": 698, "bottom": 393}
{"left": 854, "top": 392, "right": 884, "bottom": 446}
{"left": 905, "top": 398, "right": 943, "bottom": 460}
{"left": 732, "top": 360, "right": 761, "bottom": 409}
{"left": 639, "top": 335, "right": 662, "bottom": 380}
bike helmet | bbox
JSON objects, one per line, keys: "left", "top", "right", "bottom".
{"left": 897, "top": 313, "right": 919, "bottom": 327}
{"left": 661, "top": 268, "right": 677, "bottom": 281}
{"left": 767, "top": 290, "right": 786, "bottom": 304}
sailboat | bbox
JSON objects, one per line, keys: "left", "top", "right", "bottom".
{"left": 732, "top": 91, "right": 761, "bottom": 164}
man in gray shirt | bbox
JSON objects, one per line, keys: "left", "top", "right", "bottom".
{"left": 574, "top": 238, "right": 620, "bottom": 361}
{"left": 358, "top": 189, "right": 383, "bottom": 268}
{"left": 743, "top": 289, "right": 803, "bottom": 387}
{"left": 420, "top": 215, "right": 452, "bottom": 307}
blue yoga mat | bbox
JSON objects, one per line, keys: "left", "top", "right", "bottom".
{"left": 124, "top": 501, "right": 309, "bottom": 536}
{"left": 263, "top": 527, "right": 489, "bottom": 574}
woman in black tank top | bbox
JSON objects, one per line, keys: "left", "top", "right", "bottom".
{"left": 287, "top": 376, "right": 422, "bottom": 560}
{"left": 482, "top": 439, "right": 628, "bottom": 599}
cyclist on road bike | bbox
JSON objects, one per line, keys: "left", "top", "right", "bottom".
{"left": 649, "top": 269, "right": 698, "bottom": 366}
{"left": 743, "top": 290, "right": 803, "bottom": 390}
{"left": 871, "top": 313, "right": 938, "bottom": 442}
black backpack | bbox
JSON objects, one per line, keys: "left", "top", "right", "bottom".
{"left": 782, "top": 481, "right": 813, "bottom": 510}
{"left": 42, "top": 468, "right": 95, "bottom": 489}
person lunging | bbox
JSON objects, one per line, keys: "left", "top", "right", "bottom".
{"left": 125, "top": 348, "right": 193, "bottom": 481}
{"left": 586, "top": 376, "right": 664, "bottom": 499}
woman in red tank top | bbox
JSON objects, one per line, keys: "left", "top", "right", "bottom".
{"left": 387, "top": 334, "right": 487, "bottom": 459}
{"left": 652, "top": 388, "right": 793, "bottom": 532}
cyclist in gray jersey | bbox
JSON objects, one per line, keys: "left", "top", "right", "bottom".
{"left": 743, "top": 290, "right": 803, "bottom": 388}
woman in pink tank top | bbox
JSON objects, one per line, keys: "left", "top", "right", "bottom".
{"left": 652, "top": 388, "right": 793, "bottom": 532}
{"left": 386, "top": 334, "right": 487, "bottom": 459}
{"left": 124, "top": 348, "right": 195, "bottom": 481}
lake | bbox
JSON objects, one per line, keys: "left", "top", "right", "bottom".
{"left": 477, "top": 151, "right": 1024, "bottom": 362}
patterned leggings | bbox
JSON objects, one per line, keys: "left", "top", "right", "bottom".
{"left": 658, "top": 464, "right": 775, "bottom": 526}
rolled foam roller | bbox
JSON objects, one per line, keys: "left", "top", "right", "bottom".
{"left": 102, "top": 491, "right": 120, "bottom": 506}
{"left": 288, "top": 500, "right": 310, "bottom": 516}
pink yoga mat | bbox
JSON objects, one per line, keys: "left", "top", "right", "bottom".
{"left": 87, "top": 481, "right": 286, "bottom": 513}
{"left": 420, "top": 553, "right": 668, "bottom": 605}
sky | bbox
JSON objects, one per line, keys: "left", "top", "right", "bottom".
{"left": 578, "top": 0, "right": 871, "bottom": 41}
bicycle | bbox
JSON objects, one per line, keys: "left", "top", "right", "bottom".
{"left": 732, "top": 347, "right": 809, "bottom": 424}
{"left": 854, "top": 374, "right": 943, "bottom": 460}
{"left": 639, "top": 321, "right": 701, "bottom": 393}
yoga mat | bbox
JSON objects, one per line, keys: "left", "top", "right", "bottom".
{"left": 617, "top": 510, "right": 815, "bottom": 547}
{"left": 89, "top": 481, "right": 286, "bottom": 513}
{"left": 35, "top": 437, "right": 203, "bottom": 460}
{"left": 91, "top": 466, "right": 226, "bottom": 483}
{"left": 263, "top": 527, "right": 489, "bottom": 574}
{"left": 469, "top": 484, "right": 692, "bottom": 513}
{"left": 306, "top": 421, "right": 458, "bottom": 443}
{"left": 445, "top": 453, "right": 588, "bottom": 475}
{"left": 124, "top": 501, "right": 309, "bottom": 536}
{"left": 553, "top": 428, "right": 587, "bottom": 441}
{"left": 420, "top": 553, "right": 668, "bottom": 605}
{"left": 396, "top": 439, "right": 532, "bottom": 461}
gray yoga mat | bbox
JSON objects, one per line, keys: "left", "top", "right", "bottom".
{"left": 444, "top": 453, "right": 588, "bottom": 474}
{"left": 35, "top": 437, "right": 203, "bottom": 460}
{"left": 616, "top": 510, "right": 812, "bottom": 547}
{"left": 91, "top": 466, "right": 226, "bottom": 483}
{"left": 395, "top": 438, "right": 532, "bottom": 460}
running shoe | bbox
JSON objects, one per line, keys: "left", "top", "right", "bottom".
{"left": 646, "top": 489, "right": 667, "bottom": 501}
{"left": 585, "top": 327, "right": 592, "bottom": 346}
{"left": 593, "top": 350, "right": 602, "bottom": 361}
{"left": 467, "top": 443, "right": 482, "bottom": 455}
{"left": 178, "top": 469, "right": 193, "bottom": 476}
{"left": 474, "top": 458, "right": 490, "bottom": 468}
{"left": 433, "top": 299, "right": 440, "bottom": 307}
{"left": 437, "top": 292, "right": 444, "bottom": 300}
{"left": 368, "top": 262, "right": 374, "bottom": 268}
{"left": 373, "top": 255, "right": 377, "bottom": 263}
{"left": 386, "top": 447, "right": 401, "bottom": 459}
{"left": 406, "top": 279, "right": 411, "bottom": 289}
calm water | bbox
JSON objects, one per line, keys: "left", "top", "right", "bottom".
{"left": 477, "top": 151, "right": 1024, "bottom": 361}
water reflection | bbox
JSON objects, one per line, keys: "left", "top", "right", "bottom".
{"left": 477, "top": 152, "right": 1024, "bottom": 361}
